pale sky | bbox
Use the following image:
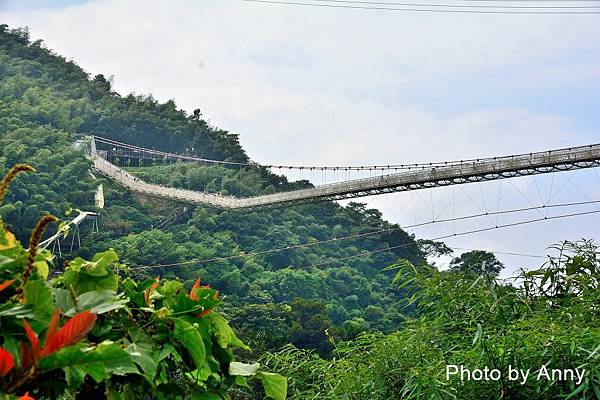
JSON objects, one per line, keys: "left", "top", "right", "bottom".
{"left": 1, "top": 0, "right": 599, "bottom": 276}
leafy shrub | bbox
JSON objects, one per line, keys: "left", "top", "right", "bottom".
{"left": 0, "top": 165, "right": 287, "bottom": 399}
{"left": 264, "top": 246, "right": 600, "bottom": 399}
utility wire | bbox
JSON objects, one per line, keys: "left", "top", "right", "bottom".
{"left": 450, "top": 247, "right": 545, "bottom": 258}
{"left": 296, "top": 208, "right": 600, "bottom": 270}
{"left": 423, "top": 0, "right": 600, "bottom": 2}
{"left": 305, "top": 0, "right": 600, "bottom": 8}
{"left": 242, "top": 0, "right": 600, "bottom": 13}
{"left": 129, "top": 201, "right": 600, "bottom": 270}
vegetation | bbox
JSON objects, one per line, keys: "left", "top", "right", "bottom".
{"left": 0, "top": 165, "right": 287, "bottom": 399}
{"left": 1, "top": 24, "right": 599, "bottom": 400}
{"left": 263, "top": 242, "right": 600, "bottom": 399}
{"left": 449, "top": 250, "right": 504, "bottom": 277}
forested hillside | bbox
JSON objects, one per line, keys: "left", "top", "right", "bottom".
{"left": 0, "top": 25, "right": 425, "bottom": 354}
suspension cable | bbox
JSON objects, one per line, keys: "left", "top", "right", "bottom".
{"left": 93, "top": 136, "right": 600, "bottom": 172}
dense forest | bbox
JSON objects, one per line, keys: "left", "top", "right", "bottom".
{"left": 1, "top": 25, "right": 599, "bottom": 400}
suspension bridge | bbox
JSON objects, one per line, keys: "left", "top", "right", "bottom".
{"left": 35, "top": 135, "right": 599, "bottom": 268}
{"left": 85, "top": 136, "right": 600, "bottom": 210}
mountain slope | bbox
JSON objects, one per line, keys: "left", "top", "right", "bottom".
{"left": 0, "top": 25, "right": 425, "bottom": 353}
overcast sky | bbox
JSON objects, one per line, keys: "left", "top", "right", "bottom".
{"left": 1, "top": 0, "right": 599, "bottom": 276}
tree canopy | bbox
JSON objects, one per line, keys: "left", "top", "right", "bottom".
{"left": 449, "top": 250, "right": 504, "bottom": 276}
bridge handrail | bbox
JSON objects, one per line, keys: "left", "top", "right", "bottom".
{"left": 305, "top": 143, "right": 600, "bottom": 188}
{"left": 88, "top": 136, "right": 600, "bottom": 209}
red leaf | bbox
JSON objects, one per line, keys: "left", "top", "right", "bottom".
{"left": 0, "top": 279, "right": 15, "bottom": 293}
{"left": 20, "top": 341, "right": 34, "bottom": 370}
{"left": 42, "top": 311, "right": 96, "bottom": 356}
{"left": 22, "top": 319, "right": 41, "bottom": 359}
{"left": 0, "top": 347, "right": 14, "bottom": 377}
{"left": 43, "top": 309, "right": 60, "bottom": 351}
{"left": 145, "top": 277, "right": 161, "bottom": 306}
{"left": 196, "top": 308, "right": 213, "bottom": 318}
{"left": 189, "top": 277, "right": 201, "bottom": 301}
{"left": 213, "top": 290, "right": 219, "bottom": 301}
{"left": 144, "top": 287, "right": 151, "bottom": 306}
{"left": 18, "top": 392, "right": 35, "bottom": 400}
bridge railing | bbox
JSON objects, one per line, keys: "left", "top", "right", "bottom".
{"left": 232, "top": 143, "right": 600, "bottom": 207}
{"left": 87, "top": 135, "right": 600, "bottom": 209}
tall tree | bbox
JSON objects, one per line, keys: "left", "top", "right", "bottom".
{"left": 449, "top": 250, "right": 504, "bottom": 276}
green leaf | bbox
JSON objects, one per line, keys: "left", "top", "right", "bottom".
{"left": 186, "top": 367, "right": 212, "bottom": 383}
{"left": 565, "top": 383, "right": 588, "bottom": 399}
{"left": 472, "top": 323, "right": 482, "bottom": 346}
{"left": 52, "top": 288, "right": 75, "bottom": 313}
{"left": 80, "top": 250, "right": 119, "bottom": 276}
{"left": 0, "top": 303, "right": 34, "bottom": 318}
{"left": 173, "top": 318, "right": 206, "bottom": 369}
{"left": 173, "top": 291, "right": 219, "bottom": 316}
{"left": 75, "top": 290, "right": 129, "bottom": 316}
{"left": 82, "top": 363, "right": 108, "bottom": 382}
{"left": 57, "top": 288, "right": 125, "bottom": 319}
{"left": 257, "top": 371, "right": 287, "bottom": 400}
{"left": 235, "top": 375, "right": 250, "bottom": 388}
{"left": 34, "top": 260, "right": 49, "bottom": 280}
{"left": 206, "top": 313, "right": 250, "bottom": 351}
{"left": 160, "top": 280, "right": 183, "bottom": 298}
{"left": 64, "top": 366, "right": 87, "bottom": 387}
{"left": 62, "top": 250, "right": 119, "bottom": 294}
{"left": 125, "top": 341, "right": 157, "bottom": 380}
{"left": 0, "top": 253, "right": 14, "bottom": 267}
{"left": 229, "top": 361, "right": 260, "bottom": 376}
{"left": 23, "top": 279, "right": 54, "bottom": 320}
{"left": 592, "top": 384, "right": 600, "bottom": 399}
{"left": 38, "top": 342, "right": 138, "bottom": 377}
{"left": 156, "top": 344, "right": 175, "bottom": 363}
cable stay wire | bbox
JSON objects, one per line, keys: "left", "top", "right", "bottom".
{"left": 305, "top": 0, "right": 600, "bottom": 8}
{"left": 297, "top": 208, "right": 600, "bottom": 270}
{"left": 242, "top": 0, "right": 600, "bottom": 13}
{"left": 452, "top": 0, "right": 600, "bottom": 2}
{"left": 450, "top": 247, "right": 545, "bottom": 258}
{"left": 129, "top": 200, "right": 600, "bottom": 270}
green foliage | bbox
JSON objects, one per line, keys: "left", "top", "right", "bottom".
{"left": 265, "top": 243, "right": 600, "bottom": 399}
{"left": 60, "top": 250, "right": 120, "bottom": 295}
{"left": 0, "top": 167, "right": 286, "bottom": 399}
{"left": 0, "top": 23, "right": 598, "bottom": 400}
{"left": 289, "top": 298, "right": 335, "bottom": 357}
{"left": 449, "top": 249, "right": 505, "bottom": 277}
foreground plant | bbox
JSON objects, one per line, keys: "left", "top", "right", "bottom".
{"left": 264, "top": 244, "right": 600, "bottom": 399}
{"left": 0, "top": 165, "right": 287, "bottom": 399}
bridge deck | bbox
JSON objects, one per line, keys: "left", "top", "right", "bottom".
{"left": 90, "top": 142, "right": 600, "bottom": 209}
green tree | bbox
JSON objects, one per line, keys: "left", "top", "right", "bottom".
{"left": 449, "top": 249, "right": 504, "bottom": 276}
{"left": 290, "top": 298, "right": 334, "bottom": 356}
